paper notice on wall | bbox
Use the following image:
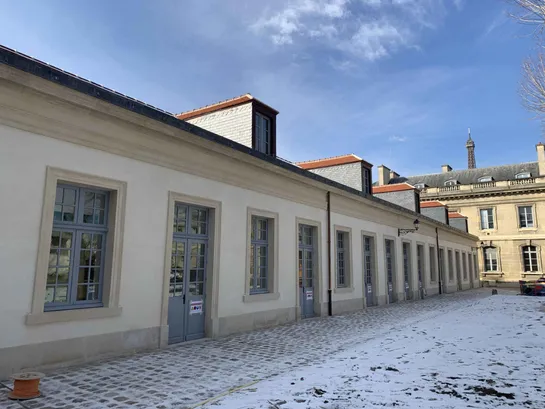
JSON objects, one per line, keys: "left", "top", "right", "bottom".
{"left": 190, "top": 300, "right": 203, "bottom": 315}
{"left": 305, "top": 290, "right": 313, "bottom": 300}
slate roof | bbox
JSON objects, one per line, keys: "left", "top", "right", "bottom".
{"left": 390, "top": 162, "right": 539, "bottom": 187}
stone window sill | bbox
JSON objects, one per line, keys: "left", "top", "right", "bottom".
{"left": 243, "top": 292, "right": 280, "bottom": 303}
{"left": 334, "top": 287, "right": 354, "bottom": 294}
{"left": 26, "top": 306, "right": 122, "bottom": 325}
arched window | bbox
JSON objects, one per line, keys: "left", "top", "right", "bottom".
{"left": 515, "top": 172, "right": 531, "bottom": 179}
{"left": 483, "top": 247, "right": 498, "bottom": 272}
{"left": 478, "top": 176, "right": 493, "bottom": 183}
{"left": 522, "top": 245, "right": 539, "bottom": 272}
{"left": 444, "top": 179, "right": 458, "bottom": 186}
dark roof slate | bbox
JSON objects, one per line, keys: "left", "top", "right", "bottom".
{"left": 390, "top": 162, "right": 539, "bottom": 187}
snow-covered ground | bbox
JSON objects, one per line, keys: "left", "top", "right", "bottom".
{"left": 206, "top": 295, "right": 545, "bottom": 409}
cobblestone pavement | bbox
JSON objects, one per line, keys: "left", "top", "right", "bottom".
{"left": 0, "top": 289, "right": 499, "bottom": 409}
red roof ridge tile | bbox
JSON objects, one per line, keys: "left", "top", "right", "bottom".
{"left": 420, "top": 200, "right": 446, "bottom": 208}
{"left": 372, "top": 183, "right": 415, "bottom": 193}
{"left": 448, "top": 211, "right": 467, "bottom": 219}
{"left": 296, "top": 154, "right": 372, "bottom": 170}
{"left": 176, "top": 93, "right": 279, "bottom": 120}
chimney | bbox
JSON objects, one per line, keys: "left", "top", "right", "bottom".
{"left": 389, "top": 170, "right": 400, "bottom": 180}
{"left": 441, "top": 164, "right": 452, "bottom": 173}
{"left": 537, "top": 143, "right": 545, "bottom": 176}
{"left": 378, "top": 165, "right": 391, "bottom": 186}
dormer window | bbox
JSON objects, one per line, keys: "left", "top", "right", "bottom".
{"left": 515, "top": 172, "right": 531, "bottom": 179}
{"left": 414, "top": 183, "right": 426, "bottom": 189}
{"left": 255, "top": 112, "right": 271, "bottom": 155}
{"left": 478, "top": 176, "right": 493, "bottom": 183}
{"left": 444, "top": 179, "right": 458, "bottom": 186}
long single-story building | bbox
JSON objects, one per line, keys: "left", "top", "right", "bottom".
{"left": 0, "top": 45, "right": 479, "bottom": 378}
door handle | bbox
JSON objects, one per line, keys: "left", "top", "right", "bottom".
{"left": 183, "top": 294, "right": 186, "bottom": 304}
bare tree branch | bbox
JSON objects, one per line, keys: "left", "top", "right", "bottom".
{"left": 509, "top": 1, "right": 545, "bottom": 121}
{"left": 508, "top": 0, "right": 545, "bottom": 28}
{"left": 520, "top": 51, "right": 545, "bottom": 115}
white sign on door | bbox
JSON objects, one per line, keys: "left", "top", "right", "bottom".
{"left": 189, "top": 300, "right": 203, "bottom": 315}
{"left": 305, "top": 290, "right": 313, "bottom": 300}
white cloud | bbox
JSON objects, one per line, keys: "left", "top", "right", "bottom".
{"left": 251, "top": 0, "right": 349, "bottom": 45}
{"left": 251, "top": 0, "right": 465, "bottom": 61}
{"left": 344, "top": 20, "right": 407, "bottom": 61}
{"left": 390, "top": 135, "right": 408, "bottom": 142}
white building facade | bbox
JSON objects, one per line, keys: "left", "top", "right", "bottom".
{"left": 0, "top": 46, "right": 479, "bottom": 378}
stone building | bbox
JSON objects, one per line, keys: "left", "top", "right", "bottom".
{"left": 0, "top": 45, "right": 478, "bottom": 377}
{"left": 378, "top": 132, "right": 545, "bottom": 286}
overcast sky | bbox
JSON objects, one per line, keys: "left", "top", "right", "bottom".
{"left": 0, "top": 0, "right": 540, "bottom": 177}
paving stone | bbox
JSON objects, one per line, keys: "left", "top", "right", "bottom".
{"left": 0, "top": 289, "right": 496, "bottom": 409}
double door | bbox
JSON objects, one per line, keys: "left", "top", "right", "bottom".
{"left": 385, "top": 239, "right": 395, "bottom": 303}
{"left": 298, "top": 225, "right": 315, "bottom": 318}
{"left": 364, "top": 237, "right": 375, "bottom": 307}
{"left": 168, "top": 239, "right": 207, "bottom": 343}
{"left": 168, "top": 204, "right": 208, "bottom": 344}
{"left": 403, "top": 243, "right": 412, "bottom": 300}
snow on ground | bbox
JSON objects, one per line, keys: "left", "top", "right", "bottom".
{"left": 206, "top": 295, "right": 545, "bottom": 409}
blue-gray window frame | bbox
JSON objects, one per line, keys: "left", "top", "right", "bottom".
{"left": 250, "top": 216, "right": 270, "bottom": 294}
{"left": 363, "top": 167, "right": 371, "bottom": 194}
{"left": 417, "top": 244, "right": 424, "bottom": 283}
{"left": 46, "top": 184, "right": 109, "bottom": 311}
{"left": 171, "top": 204, "right": 209, "bottom": 298}
{"left": 364, "top": 236, "right": 373, "bottom": 287}
{"left": 448, "top": 250, "right": 454, "bottom": 280}
{"left": 255, "top": 112, "right": 271, "bottom": 155}
{"left": 429, "top": 246, "right": 437, "bottom": 282}
{"left": 385, "top": 239, "right": 394, "bottom": 285}
{"left": 336, "top": 231, "right": 348, "bottom": 287}
{"left": 402, "top": 242, "right": 411, "bottom": 285}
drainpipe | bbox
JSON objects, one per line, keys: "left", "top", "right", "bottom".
{"left": 327, "top": 191, "right": 333, "bottom": 316}
{"left": 435, "top": 227, "right": 443, "bottom": 295}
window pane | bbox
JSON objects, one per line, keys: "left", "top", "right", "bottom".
{"left": 95, "top": 194, "right": 106, "bottom": 209}
{"left": 45, "top": 287, "right": 55, "bottom": 303}
{"left": 47, "top": 268, "right": 57, "bottom": 284}
{"left": 77, "top": 285, "right": 88, "bottom": 301}
{"left": 94, "top": 210, "right": 105, "bottom": 224}
{"left": 55, "top": 286, "right": 68, "bottom": 302}
{"left": 91, "top": 251, "right": 101, "bottom": 266}
{"left": 57, "top": 267, "right": 69, "bottom": 284}
{"left": 63, "top": 189, "right": 76, "bottom": 205}
{"left": 84, "top": 191, "right": 95, "bottom": 208}
{"left": 61, "top": 232, "right": 73, "bottom": 248}
{"left": 54, "top": 205, "right": 63, "bottom": 221}
{"left": 51, "top": 231, "right": 61, "bottom": 248}
{"left": 63, "top": 207, "right": 75, "bottom": 222}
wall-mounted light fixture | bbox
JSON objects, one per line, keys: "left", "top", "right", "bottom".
{"left": 398, "top": 219, "right": 419, "bottom": 236}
